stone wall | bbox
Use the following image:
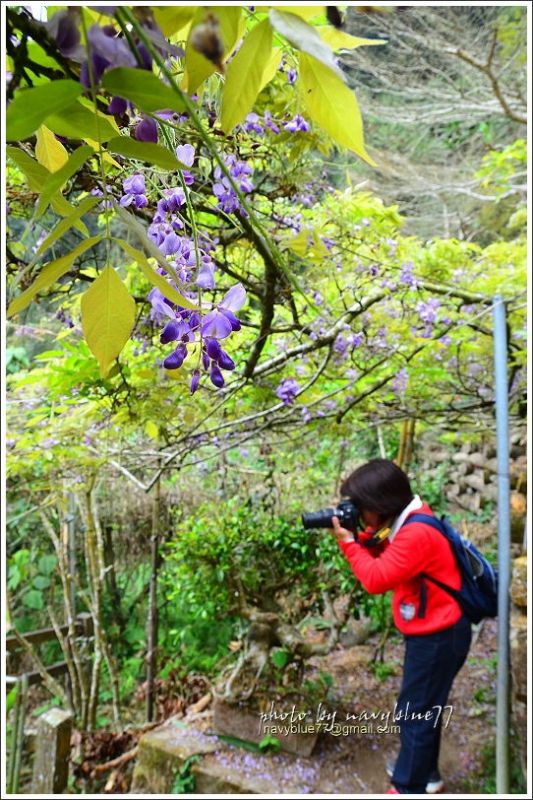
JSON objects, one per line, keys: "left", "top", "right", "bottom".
{"left": 510, "top": 555, "right": 527, "bottom": 782}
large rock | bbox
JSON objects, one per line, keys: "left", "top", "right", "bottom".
{"left": 213, "top": 698, "right": 319, "bottom": 757}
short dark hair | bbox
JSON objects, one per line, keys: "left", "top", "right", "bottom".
{"left": 340, "top": 458, "right": 414, "bottom": 520}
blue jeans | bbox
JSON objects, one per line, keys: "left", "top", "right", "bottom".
{"left": 392, "top": 614, "right": 472, "bottom": 793}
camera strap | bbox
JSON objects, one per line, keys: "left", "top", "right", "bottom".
{"left": 361, "top": 525, "right": 392, "bottom": 547}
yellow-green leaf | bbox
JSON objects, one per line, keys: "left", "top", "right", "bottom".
{"left": 145, "top": 420, "right": 159, "bottom": 440}
{"left": 154, "top": 6, "right": 196, "bottom": 37}
{"left": 36, "top": 144, "right": 94, "bottom": 218}
{"left": 269, "top": 9, "right": 344, "bottom": 80}
{"left": 35, "top": 125, "right": 68, "bottom": 172}
{"left": 115, "top": 239, "right": 198, "bottom": 310}
{"left": 183, "top": 6, "right": 243, "bottom": 93}
{"left": 6, "top": 146, "right": 87, "bottom": 231}
{"left": 298, "top": 53, "right": 376, "bottom": 166}
{"left": 36, "top": 196, "right": 100, "bottom": 257}
{"left": 258, "top": 48, "right": 283, "bottom": 93}
{"left": 7, "top": 236, "right": 103, "bottom": 317}
{"left": 81, "top": 266, "right": 136, "bottom": 378}
{"left": 272, "top": 6, "right": 324, "bottom": 22}
{"left": 318, "top": 27, "right": 387, "bottom": 51}
{"left": 221, "top": 19, "right": 273, "bottom": 133}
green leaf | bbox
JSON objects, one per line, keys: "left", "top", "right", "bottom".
{"left": 269, "top": 9, "right": 344, "bottom": 81}
{"left": 7, "top": 236, "right": 103, "bottom": 317}
{"left": 271, "top": 648, "right": 290, "bottom": 669}
{"left": 184, "top": 7, "right": 243, "bottom": 93}
{"left": 38, "top": 554, "right": 58, "bottom": 575}
{"left": 36, "top": 144, "right": 94, "bottom": 218}
{"left": 23, "top": 590, "right": 44, "bottom": 611}
{"left": 6, "top": 80, "right": 83, "bottom": 141}
{"left": 221, "top": 19, "right": 273, "bottom": 134}
{"left": 33, "top": 575, "right": 51, "bottom": 590}
{"left": 113, "top": 205, "right": 190, "bottom": 283}
{"left": 106, "top": 137, "right": 180, "bottom": 170}
{"left": 102, "top": 68, "right": 186, "bottom": 115}
{"left": 299, "top": 53, "right": 376, "bottom": 166}
{"left": 45, "top": 101, "right": 118, "bottom": 142}
{"left": 36, "top": 196, "right": 100, "bottom": 257}
{"left": 115, "top": 239, "right": 198, "bottom": 310}
{"left": 81, "top": 265, "right": 136, "bottom": 377}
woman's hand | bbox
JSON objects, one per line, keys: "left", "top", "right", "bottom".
{"left": 331, "top": 515, "right": 355, "bottom": 544}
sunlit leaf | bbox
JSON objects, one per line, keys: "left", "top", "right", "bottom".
{"left": 81, "top": 265, "right": 136, "bottom": 378}
{"left": 36, "top": 196, "right": 100, "bottom": 258}
{"left": 318, "top": 27, "right": 387, "bottom": 51}
{"left": 115, "top": 239, "right": 198, "bottom": 310}
{"left": 36, "top": 144, "right": 94, "bottom": 217}
{"left": 154, "top": 6, "right": 196, "bottom": 37}
{"left": 269, "top": 9, "right": 345, "bottom": 81}
{"left": 221, "top": 19, "right": 273, "bottom": 133}
{"left": 35, "top": 125, "right": 69, "bottom": 172}
{"left": 258, "top": 48, "right": 283, "bottom": 93}
{"left": 7, "top": 236, "right": 103, "bottom": 317}
{"left": 299, "top": 53, "right": 376, "bottom": 165}
{"left": 183, "top": 6, "right": 243, "bottom": 93}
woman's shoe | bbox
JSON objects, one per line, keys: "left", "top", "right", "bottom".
{"left": 385, "top": 759, "right": 445, "bottom": 794}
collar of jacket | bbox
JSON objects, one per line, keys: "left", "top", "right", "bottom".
{"left": 388, "top": 494, "right": 423, "bottom": 543}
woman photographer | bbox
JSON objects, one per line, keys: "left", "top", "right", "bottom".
{"left": 331, "top": 458, "right": 472, "bottom": 795}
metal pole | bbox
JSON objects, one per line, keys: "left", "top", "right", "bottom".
{"left": 493, "top": 295, "right": 511, "bottom": 794}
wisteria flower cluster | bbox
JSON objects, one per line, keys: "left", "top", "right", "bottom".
{"left": 129, "top": 145, "right": 247, "bottom": 393}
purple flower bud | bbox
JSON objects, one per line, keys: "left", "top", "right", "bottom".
{"left": 217, "top": 350, "right": 235, "bottom": 371}
{"left": 160, "top": 320, "right": 180, "bottom": 344}
{"left": 123, "top": 173, "right": 145, "bottom": 195}
{"left": 163, "top": 343, "right": 188, "bottom": 370}
{"left": 190, "top": 369, "right": 200, "bottom": 394}
{"left": 206, "top": 338, "right": 222, "bottom": 359}
{"left": 134, "top": 117, "right": 158, "bottom": 143}
{"left": 189, "top": 312, "right": 201, "bottom": 330}
{"left": 210, "top": 365, "right": 225, "bottom": 388}
{"left": 107, "top": 95, "right": 127, "bottom": 116}
{"left": 202, "top": 350, "right": 210, "bottom": 370}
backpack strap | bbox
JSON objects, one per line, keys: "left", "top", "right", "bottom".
{"left": 399, "top": 512, "right": 461, "bottom": 604}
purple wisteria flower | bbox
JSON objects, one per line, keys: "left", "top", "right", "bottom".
{"left": 47, "top": 9, "right": 85, "bottom": 61}
{"left": 120, "top": 172, "right": 148, "bottom": 208}
{"left": 212, "top": 155, "right": 254, "bottom": 215}
{"left": 287, "top": 67, "right": 297, "bottom": 84}
{"left": 243, "top": 113, "right": 263, "bottom": 136}
{"left": 263, "top": 110, "right": 280, "bottom": 134}
{"left": 399, "top": 261, "right": 417, "bottom": 287}
{"left": 201, "top": 284, "right": 246, "bottom": 339}
{"left": 134, "top": 116, "right": 158, "bottom": 143}
{"left": 276, "top": 378, "right": 300, "bottom": 405}
{"left": 283, "top": 114, "right": 310, "bottom": 133}
{"left": 417, "top": 297, "right": 440, "bottom": 324}
{"left": 176, "top": 143, "right": 195, "bottom": 168}
{"left": 392, "top": 368, "right": 408, "bottom": 395}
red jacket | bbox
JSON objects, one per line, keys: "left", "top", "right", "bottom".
{"left": 339, "top": 502, "right": 463, "bottom": 634}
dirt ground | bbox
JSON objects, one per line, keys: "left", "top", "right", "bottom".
{"left": 158, "top": 618, "right": 498, "bottom": 795}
